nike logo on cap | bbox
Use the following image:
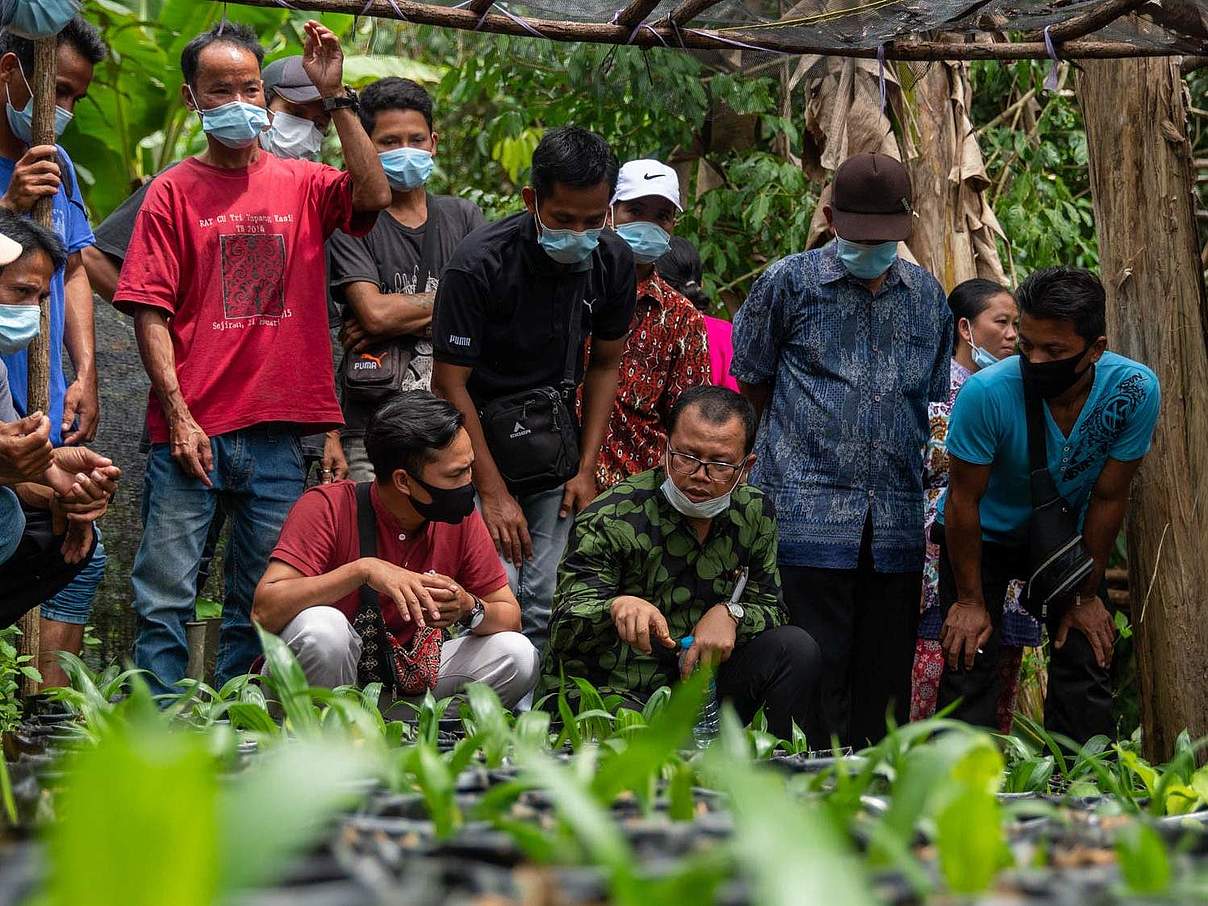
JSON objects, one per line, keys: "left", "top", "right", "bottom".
{"left": 643, "top": 173, "right": 662, "bottom": 180}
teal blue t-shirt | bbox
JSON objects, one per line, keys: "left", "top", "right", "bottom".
{"left": 937, "top": 351, "right": 1160, "bottom": 545}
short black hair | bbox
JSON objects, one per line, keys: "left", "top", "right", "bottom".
{"left": 0, "top": 15, "right": 108, "bottom": 73}
{"left": 948, "top": 278, "right": 1012, "bottom": 350}
{"left": 530, "top": 126, "right": 618, "bottom": 201}
{"left": 359, "top": 77, "right": 433, "bottom": 134}
{"left": 0, "top": 210, "right": 67, "bottom": 273}
{"left": 1016, "top": 266, "right": 1106, "bottom": 343}
{"left": 180, "top": 21, "right": 264, "bottom": 89}
{"left": 365, "top": 391, "right": 465, "bottom": 482}
{"left": 657, "top": 236, "right": 710, "bottom": 313}
{"left": 667, "top": 386, "right": 757, "bottom": 455}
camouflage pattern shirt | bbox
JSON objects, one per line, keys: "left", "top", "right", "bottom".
{"left": 539, "top": 468, "right": 786, "bottom": 700}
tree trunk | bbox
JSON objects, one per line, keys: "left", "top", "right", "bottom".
{"left": 1078, "top": 57, "right": 1208, "bottom": 761}
{"left": 17, "top": 37, "right": 59, "bottom": 698}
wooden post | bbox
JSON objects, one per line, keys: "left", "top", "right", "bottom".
{"left": 1077, "top": 57, "right": 1208, "bottom": 761}
{"left": 17, "top": 36, "right": 58, "bottom": 698}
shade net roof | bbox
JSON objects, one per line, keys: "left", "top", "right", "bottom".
{"left": 433, "top": 0, "right": 1208, "bottom": 53}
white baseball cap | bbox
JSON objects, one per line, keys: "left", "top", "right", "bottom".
{"left": 612, "top": 159, "right": 682, "bottom": 212}
{"left": 0, "top": 232, "right": 21, "bottom": 266}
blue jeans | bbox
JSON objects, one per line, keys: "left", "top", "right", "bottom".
{"left": 503, "top": 485, "right": 573, "bottom": 655}
{"left": 41, "top": 530, "right": 106, "bottom": 624}
{"left": 132, "top": 426, "right": 304, "bottom": 696}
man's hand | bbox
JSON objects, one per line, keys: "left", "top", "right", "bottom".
{"left": 61, "top": 376, "right": 100, "bottom": 444}
{"left": 559, "top": 468, "right": 599, "bottom": 519}
{"left": 939, "top": 599, "right": 993, "bottom": 671}
{"left": 361, "top": 557, "right": 441, "bottom": 627}
{"left": 1055, "top": 594, "right": 1116, "bottom": 669}
{"left": 480, "top": 487, "right": 532, "bottom": 568}
{"left": 43, "top": 448, "right": 121, "bottom": 520}
{"left": 339, "top": 318, "right": 372, "bottom": 354}
{"left": 301, "top": 20, "right": 344, "bottom": 98}
{"left": 610, "top": 595, "right": 676, "bottom": 656}
{"left": 320, "top": 431, "right": 348, "bottom": 483}
{"left": 419, "top": 572, "right": 471, "bottom": 629}
{"left": 0, "top": 412, "right": 52, "bottom": 484}
{"left": 169, "top": 411, "right": 213, "bottom": 487}
{"left": 0, "top": 145, "right": 60, "bottom": 213}
{"left": 61, "top": 520, "right": 93, "bottom": 565}
{"left": 681, "top": 604, "right": 738, "bottom": 678}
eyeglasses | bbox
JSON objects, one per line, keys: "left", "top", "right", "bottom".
{"left": 666, "top": 447, "right": 745, "bottom": 483}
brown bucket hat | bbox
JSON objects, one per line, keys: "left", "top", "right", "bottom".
{"left": 830, "top": 152, "right": 914, "bottom": 242}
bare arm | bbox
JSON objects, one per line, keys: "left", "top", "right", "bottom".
{"left": 470, "top": 583, "right": 522, "bottom": 635}
{"left": 328, "top": 106, "right": 390, "bottom": 213}
{"left": 739, "top": 380, "right": 772, "bottom": 424}
{"left": 1079, "top": 457, "right": 1142, "bottom": 595}
{"left": 61, "top": 253, "right": 98, "bottom": 443}
{"left": 253, "top": 559, "right": 370, "bottom": 633}
{"left": 81, "top": 246, "right": 121, "bottom": 305}
{"left": 345, "top": 281, "right": 434, "bottom": 338}
{"left": 939, "top": 455, "right": 995, "bottom": 670}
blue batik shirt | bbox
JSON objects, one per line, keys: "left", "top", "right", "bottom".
{"left": 0, "top": 145, "right": 95, "bottom": 446}
{"left": 731, "top": 243, "right": 951, "bottom": 572}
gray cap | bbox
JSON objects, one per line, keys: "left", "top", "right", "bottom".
{"left": 262, "top": 56, "right": 320, "bottom": 104}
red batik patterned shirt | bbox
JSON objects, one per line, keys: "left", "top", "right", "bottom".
{"left": 595, "top": 272, "right": 710, "bottom": 491}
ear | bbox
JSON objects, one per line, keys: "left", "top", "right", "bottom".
{"left": 181, "top": 82, "right": 197, "bottom": 112}
{"left": 429, "top": 131, "right": 439, "bottom": 157}
{"left": 1089, "top": 335, "right": 1108, "bottom": 363}
{"left": 822, "top": 204, "right": 834, "bottom": 229}
{"left": 0, "top": 53, "right": 18, "bottom": 79}
{"left": 956, "top": 317, "right": 971, "bottom": 347}
{"left": 391, "top": 467, "right": 412, "bottom": 498}
{"left": 521, "top": 186, "right": 536, "bottom": 217}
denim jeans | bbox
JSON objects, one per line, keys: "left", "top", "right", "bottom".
{"left": 503, "top": 485, "right": 573, "bottom": 655}
{"left": 41, "top": 530, "right": 106, "bottom": 624}
{"left": 132, "top": 426, "right": 304, "bottom": 696}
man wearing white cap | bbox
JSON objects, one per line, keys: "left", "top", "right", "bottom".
{"left": 596, "top": 160, "right": 708, "bottom": 491}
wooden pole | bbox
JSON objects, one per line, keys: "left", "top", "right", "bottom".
{"left": 1077, "top": 57, "right": 1208, "bottom": 761}
{"left": 17, "top": 36, "right": 58, "bottom": 698}
{"left": 221, "top": 0, "right": 1180, "bottom": 60}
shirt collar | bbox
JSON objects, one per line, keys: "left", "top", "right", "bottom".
{"left": 636, "top": 271, "right": 672, "bottom": 308}
{"left": 369, "top": 480, "right": 426, "bottom": 543}
{"left": 818, "top": 239, "right": 914, "bottom": 291}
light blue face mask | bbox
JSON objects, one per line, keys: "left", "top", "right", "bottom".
{"left": 962, "top": 318, "right": 1001, "bottom": 370}
{"left": 535, "top": 208, "right": 603, "bottom": 266}
{"left": 615, "top": 218, "right": 671, "bottom": 264}
{"left": 835, "top": 237, "right": 898, "bottom": 280}
{"left": 189, "top": 88, "right": 270, "bottom": 150}
{"left": 0, "top": 303, "right": 40, "bottom": 356}
{"left": 379, "top": 147, "right": 434, "bottom": 191}
{"left": 6, "top": 65, "right": 72, "bottom": 144}
{"left": 4, "top": 0, "right": 80, "bottom": 39}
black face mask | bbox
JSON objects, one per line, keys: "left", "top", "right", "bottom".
{"left": 408, "top": 474, "right": 475, "bottom": 525}
{"left": 1019, "top": 346, "right": 1093, "bottom": 399}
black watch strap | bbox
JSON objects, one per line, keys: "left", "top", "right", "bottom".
{"left": 322, "top": 88, "right": 358, "bottom": 112}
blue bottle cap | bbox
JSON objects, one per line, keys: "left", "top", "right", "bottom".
{"left": 679, "top": 635, "right": 694, "bottom": 649}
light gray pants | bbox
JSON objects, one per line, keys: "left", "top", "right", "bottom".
{"left": 501, "top": 485, "right": 573, "bottom": 656}
{"left": 343, "top": 435, "right": 374, "bottom": 483}
{"left": 277, "top": 605, "right": 540, "bottom": 707}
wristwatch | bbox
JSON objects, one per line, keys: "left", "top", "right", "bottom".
{"left": 461, "top": 595, "right": 486, "bottom": 631}
{"left": 725, "top": 601, "right": 745, "bottom": 625}
{"left": 322, "top": 87, "right": 359, "bottom": 112}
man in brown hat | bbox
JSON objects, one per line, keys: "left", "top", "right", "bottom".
{"left": 731, "top": 152, "right": 951, "bottom": 747}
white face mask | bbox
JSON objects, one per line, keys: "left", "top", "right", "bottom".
{"left": 259, "top": 110, "right": 323, "bottom": 161}
{"left": 660, "top": 451, "right": 745, "bottom": 519}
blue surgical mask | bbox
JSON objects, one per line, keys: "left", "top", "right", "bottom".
{"left": 5, "top": 0, "right": 79, "bottom": 39}
{"left": 0, "top": 304, "right": 40, "bottom": 356}
{"left": 835, "top": 237, "right": 898, "bottom": 280}
{"left": 378, "top": 147, "right": 434, "bottom": 191}
{"left": 5, "top": 64, "right": 72, "bottom": 143}
{"left": 535, "top": 208, "right": 603, "bottom": 266}
{"left": 961, "top": 318, "right": 1001, "bottom": 370}
{"left": 615, "top": 218, "right": 671, "bottom": 264}
{"left": 189, "top": 88, "right": 270, "bottom": 150}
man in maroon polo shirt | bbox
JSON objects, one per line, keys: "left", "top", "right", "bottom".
{"left": 253, "top": 391, "right": 538, "bottom": 705}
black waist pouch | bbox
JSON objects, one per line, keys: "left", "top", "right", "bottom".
{"left": 479, "top": 386, "right": 580, "bottom": 496}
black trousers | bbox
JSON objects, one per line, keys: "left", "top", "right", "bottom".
{"left": 932, "top": 527, "right": 1112, "bottom": 745}
{"left": 716, "top": 624, "right": 827, "bottom": 747}
{"left": 780, "top": 519, "right": 921, "bottom": 748}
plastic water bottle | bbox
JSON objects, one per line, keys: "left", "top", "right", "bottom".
{"left": 679, "top": 636, "right": 720, "bottom": 747}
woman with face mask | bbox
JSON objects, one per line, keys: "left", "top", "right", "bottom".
{"left": 910, "top": 278, "right": 1039, "bottom": 731}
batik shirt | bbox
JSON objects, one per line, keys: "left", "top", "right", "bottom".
{"left": 595, "top": 272, "right": 710, "bottom": 491}
{"left": 539, "top": 468, "right": 786, "bottom": 700}
{"left": 919, "top": 358, "right": 1039, "bottom": 646}
{"left": 731, "top": 243, "right": 951, "bottom": 573}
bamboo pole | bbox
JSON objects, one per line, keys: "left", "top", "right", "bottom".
{"left": 17, "top": 36, "right": 58, "bottom": 699}
{"left": 222, "top": 0, "right": 1182, "bottom": 60}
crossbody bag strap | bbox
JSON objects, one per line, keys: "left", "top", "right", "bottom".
{"left": 560, "top": 287, "right": 584, "bottom": 395}
{"left": 1023, "top": 381, "right": 1061, "bottom": 507}
{"left": 354, "top": 481, "right": 379, "bottom": 610}
{"left": 418, "top": 193, "right": 443, "bottom": 291}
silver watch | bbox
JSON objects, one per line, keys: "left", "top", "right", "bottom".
{"left": 726, "top": 601, "right": 745, "bottom": 624}
{"left": 463, "top": 595, "right": 486, "bottom": 630}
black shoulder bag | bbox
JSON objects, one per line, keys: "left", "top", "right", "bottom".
{"left": 342, "top": 197, "right": 443, "bottom": 404}
{"left": 351, "top": 482, "right": 442, "bottom": 694}
{"left": 1023, "top": 385, "right": 1096, "bottom": 621}
{"left": 476, "top": 297, "right": 583, "bottom": 497}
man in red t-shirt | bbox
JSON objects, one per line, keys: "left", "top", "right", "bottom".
{"left": 114, "top": 20, "right": 390, "bottom": 695}
{"left": 253, "top": 392, "right": 538, "bottom": 704}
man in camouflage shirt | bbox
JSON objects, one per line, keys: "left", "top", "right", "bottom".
{"left": 540, "top": 386, "right": 825, "bottom": 741}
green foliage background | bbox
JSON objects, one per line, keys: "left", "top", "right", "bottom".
{"left": 69, "top": 2, "right": 1208, "bottom": 310}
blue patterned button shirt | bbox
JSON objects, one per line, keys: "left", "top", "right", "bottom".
{"left": 731, "top": 243, "right": 951, "bottom": 572}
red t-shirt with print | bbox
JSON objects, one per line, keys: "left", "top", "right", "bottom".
{"left": 114, "top": 153, "right": 377, "bottom": 443}
{"left": 270, "top": 481, "right": 508, "bottom": 641}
